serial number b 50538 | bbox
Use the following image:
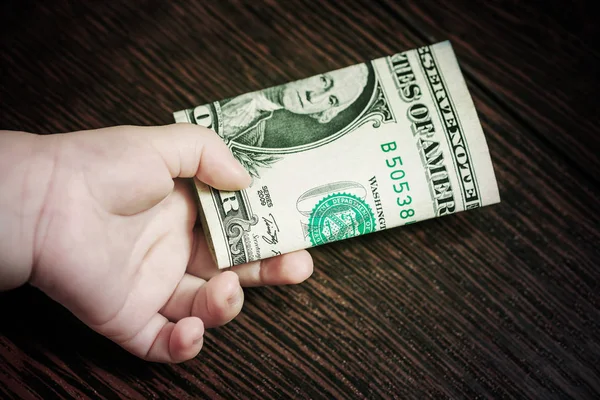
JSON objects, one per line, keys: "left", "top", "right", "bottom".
{"left": 381, "top": 141, "right": 415, "bottom": 222}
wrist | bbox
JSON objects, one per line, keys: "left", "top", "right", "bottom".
{"left": 0, "top": 131, "right": 62, "bottom": 291}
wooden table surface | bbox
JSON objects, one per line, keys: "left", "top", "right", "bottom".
{"left": 1, "top": 1, "right": 599, "bottom": 398}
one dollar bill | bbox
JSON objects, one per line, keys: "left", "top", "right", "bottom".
{"left": 174, "top": 41, "right": 500, "bottom": 268}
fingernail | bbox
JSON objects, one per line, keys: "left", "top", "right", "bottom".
{"left": 228, "top": 287, "right": 243, "bottom": 306}
{"left": 193, "top": 335, "right": 204, "bottom": 345}
{"left": 231, "top": 158, "right": 252, "bottom": 185}
{"left": 238, "top": 166, "right": 252, "bottom": 186}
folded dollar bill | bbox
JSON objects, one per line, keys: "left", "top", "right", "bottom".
{"left": 174, "top": 40, "right": 500, "bottom": 268}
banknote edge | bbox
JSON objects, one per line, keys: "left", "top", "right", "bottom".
{"left": 193, "top": 179, "right": 232, "bottom": 269}
{"left": 431, "top": 40, "right": 501, "bottom": 206}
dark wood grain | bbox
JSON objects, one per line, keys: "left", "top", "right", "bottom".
{"left": 1, "top": 0, "right": 599, "bottom": 398}
{"left": 386, "top": 0, "right": 600, "bottom": 182}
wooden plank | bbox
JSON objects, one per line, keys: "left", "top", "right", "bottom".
{"left": 379, "top": 0, "right": 600, "bottom": 181}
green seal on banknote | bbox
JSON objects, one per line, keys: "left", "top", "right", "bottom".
{"left": 308, "top": 193, "right": 376, "bottom": 246}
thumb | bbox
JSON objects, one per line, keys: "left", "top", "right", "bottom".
{"left": 144, "top": 123, "right": 252, "bottom": 191}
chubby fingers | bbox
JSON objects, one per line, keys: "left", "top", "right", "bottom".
{"left": 144, "top": 124, "right": 252, "bottom": 190}
{"left": 117, "top": 271, "right": 243, "bottom": 364}
{"left": 229, "top": 251, "right": 314, "bottom": 287}
{"left": 120, "top": 314, "right": 205, "bottom": 363}
{"left": 160, "top": 271, "right": 244, "bottom": 328}
{"left": 187, "top": 229, "right": 314, "bottom": 287}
